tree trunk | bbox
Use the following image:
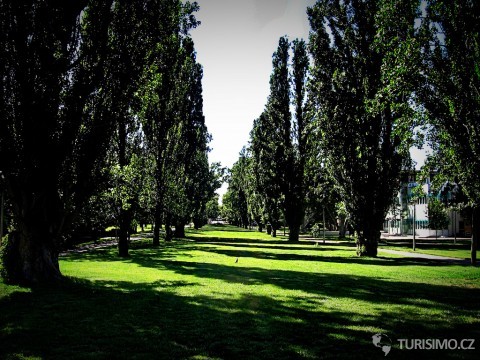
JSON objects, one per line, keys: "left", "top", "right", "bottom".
{"left": 165, "top": 212, "right": 173, "bottom": 242}
{"left": 258, "top": 223, "right": 263, "bottom": 232}
{"left": 356, "top": 229, "right": 379, "bottom": 257}
{"left": 153, "top": 203, "right": 162, "bottom": 246}
{"left": 117, "top": 116, "right": 130, "bottom": 257}
{"left": 272, "top": 228, "right": 277, "bottom": 237}
{"left": 288, "top": 224, "right": 300, "bottom": 242}
{"left": 174, "top": 220, "right": 185, "bottom": 238}
{"left": 3, "top": 231, "right": 61, "bottom": 285}
{"left": 471, "top": 206, "right": 478, "bottom": 266}
{"left": 266, "top": 224, "right": 272, "bottom": 235}
{"left": 118, "top": 209, "right": 130, "bottom": 257}
{"left": 338, "top": 215, "right": 346, "bottom": 238}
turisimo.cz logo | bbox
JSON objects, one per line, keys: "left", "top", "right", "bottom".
{"left": 372, "top": 333, "right": 476, "bottom": 356}
{"left": 397, "top": 338, "right": 476, "bottom": 351}
{"left": 372, "top": 334, "right": 392, "bottom": 356}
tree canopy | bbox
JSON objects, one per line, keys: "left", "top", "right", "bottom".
{"left": 0, "top": 0, "right": 218, "bottom": 284}
{"left": 307, "top": 0, "right": 420, "bottom": 256}
{"left": 419, "top": 0, "right": 480, "bottom": 263}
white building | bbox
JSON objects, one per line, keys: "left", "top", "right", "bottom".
{"left": 383, "top": 172, "right": 469, "bottom": 237}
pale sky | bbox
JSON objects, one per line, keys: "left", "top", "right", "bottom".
{"left": 189, "top": 0, "right": 427, "bottom": 199}
{"left": 190, "top": 0, "right": 316, "bottom": 167}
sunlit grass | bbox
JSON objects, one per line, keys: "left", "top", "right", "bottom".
{"left": 380, "top": 240, "right": 472, "bottom": 259}
{"left": 1, "top": 224, "right": 479, "bottom": 359}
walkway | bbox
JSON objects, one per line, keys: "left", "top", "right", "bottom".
{"left": 59, "top": 236, "right": 146, "bottom": 256}
{"left": 378, "top": 248, "right": 469, "bottom": 264}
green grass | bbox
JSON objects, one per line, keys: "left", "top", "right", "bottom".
{"left": 1, "top": 225, "right": 479, "bottom": 359}
{"left": 380, "top": 240, "right": 472, "bottom": 259}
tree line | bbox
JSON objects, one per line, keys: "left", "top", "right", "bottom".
{"left": 222, "top": 0, "right": 479, "bottom": 264}
{"left": 0, "top": 0, "right": 223, "bottom": 285}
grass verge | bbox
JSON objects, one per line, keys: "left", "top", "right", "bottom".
{"left": 380, "top": 239, "right": 472, "bottom": 259}
{"left": 1, "top": 225, "right": 479, "bottom": 359}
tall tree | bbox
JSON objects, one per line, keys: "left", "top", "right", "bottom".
{"left": 307, "top": 0, "right": 419, "bottom": 256}
{"left": 225, "top": 149, "right": 251, "bottom": 229}
{"left": 0, "top": 0, "right": 117, "bottom": 284}
{"left": 248, "top": 36, "right": 310, "bottom": 241}
{"left": 419, "top": 0, "right": 480, "bottom": 264}
{"left": 270, "top": 36, "right": 293, "bottom": 239}
{"left": 137, "top": 1, "right": 200, "bottom": 245}
{"left": 104, "top": 1, "right": 154, "bottom": 257}
{"left": 284, "top": 39, "right": 309, "bottom": 242}
{"left": 250, "top": 37, "right": 293, "bottom": 238}
{"left": 168, "top": 36, "right": 212, "bottom": 238}
{"left": 250, "top": 112, "right": 283, "bottom": 236}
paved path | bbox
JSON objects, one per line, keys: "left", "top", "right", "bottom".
{"left": 60, "top": 234, "right": 472, "bottom": 265}
{"left": 378, "top": 248, "right": 469, "bottom": 264}
{"left": 60, "top": 236, "right": 145, "bottom": 256}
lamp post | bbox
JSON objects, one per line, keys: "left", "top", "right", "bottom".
{"left": 323, "top": 206, "right": 326, "bottom": 244}
{"left": 408, "top": 187, "right": 419, "bottom": 251}
{"left": 408, "top": 185, "right": 417, "bottom": 251}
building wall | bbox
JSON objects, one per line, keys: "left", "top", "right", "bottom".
{"left": 383, "top": 173, "right": 465, "bottom": 237}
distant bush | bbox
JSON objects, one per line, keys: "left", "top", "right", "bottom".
{"left": 0, "top": 233, "right": 20, "bottom": 284}
{"left": 311, "top": 223, "right": 323, "bottom": 238}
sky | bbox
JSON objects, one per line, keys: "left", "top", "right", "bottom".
{"left": 189, "top": 0, "right": 428, "bottom": 199}
{"left": 190, "top": 0, "right": 316, "bottom": 191}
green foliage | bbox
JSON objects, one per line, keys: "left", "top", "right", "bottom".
{"left": 0, "top": 234, "right": 16, "bottom": 284}
{"left": 427, "top": 198, "right": 449, "bottom": 231}
{"left": 418, "top": 0, "right": 480, "bottom": 263}
{"left": 0, "top": 0, "right": 121, "bottom": 282}
{"left": 222, "top": 149, "right": 251, "bottom": 227}
{"left": 249, "top": 37, "right": 292, "bottom": 235}
{"left": 205, "top": 196, "right": 220, "bottom": 220}
{"left": 419, "top": 0, "right": 480, "bottom": 204}
{"left": 409, "top": 184, "right": 426, "bottom": 204}
{"left": 247, "top": 36, "right": 310, "bottom": 240}
{"left": 307, "top": 0, "right": 420, "bottom": 256}
{"left": 311, "top": 223, "right": 323, "bottom": 238}
{"left": 0, "top": 0, "right": 215, "bottom": 281}
{"left": 136, "top": 21, "right": 215, "bottom": 239}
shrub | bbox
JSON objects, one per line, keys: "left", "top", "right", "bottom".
{"left": 0, "top": 233, "right": 20, "bottom": 284}
{"left": 311, "top": 223, "right": 323, "bottom": 238}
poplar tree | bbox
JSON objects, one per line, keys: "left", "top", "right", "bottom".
{"left": 419, "top": 0, "right": 480, "bottom": 264}
{"left": 0, "top": 0, "right": 116, "bottom": 283}
{"left": 137, "top": 1, "right": 200, "bottom": 245}
{"left": 250, "top": 36, "right": 310, "bottom": 240}
{"left": 284, "top": 39, "right": 309, "bottom": 242}
{"left": 308, "top": 0, "right": 419, "bottom": 256}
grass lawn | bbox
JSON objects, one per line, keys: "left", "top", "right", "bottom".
{"left": 1, "top": 224, "right": 479, "bottom": 359}
{"left": 380, "top": 240, "right": 472, "bottom": 260}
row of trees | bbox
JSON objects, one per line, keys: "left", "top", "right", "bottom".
{"left": 224, "top": 0, "right": 479, "bottom": 263}
{"left": 0, "top": 0, "right": 222, "bottom": 284}
{"left": 223, "top": 37, "right": 311, "bottom": 242}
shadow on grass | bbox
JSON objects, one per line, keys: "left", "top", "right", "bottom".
{"left": 381, "top": 242, "right": 471, "bottom": 251}
{"left": 126, "top": 257, "right": 480, "bottom": 310}
{"left": 63, "top": 236, "right": 468, "bottom": 269}
{"left": 0, "top": 277, "right": 357, "bottom": 359}
{"left": 191, "top": 242, "right": 355, "bottom": 254}
{"left": 15, "top": 233, "right": 475, "bottom": 359}
{"left": 1, "top": 270, "right": 479, "bottom": 360}
{"left": 202, "top": 247, "right": 414, "bottom": 264}
{"left": 186, "top": 235, "right": 288, "bottom": 244}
